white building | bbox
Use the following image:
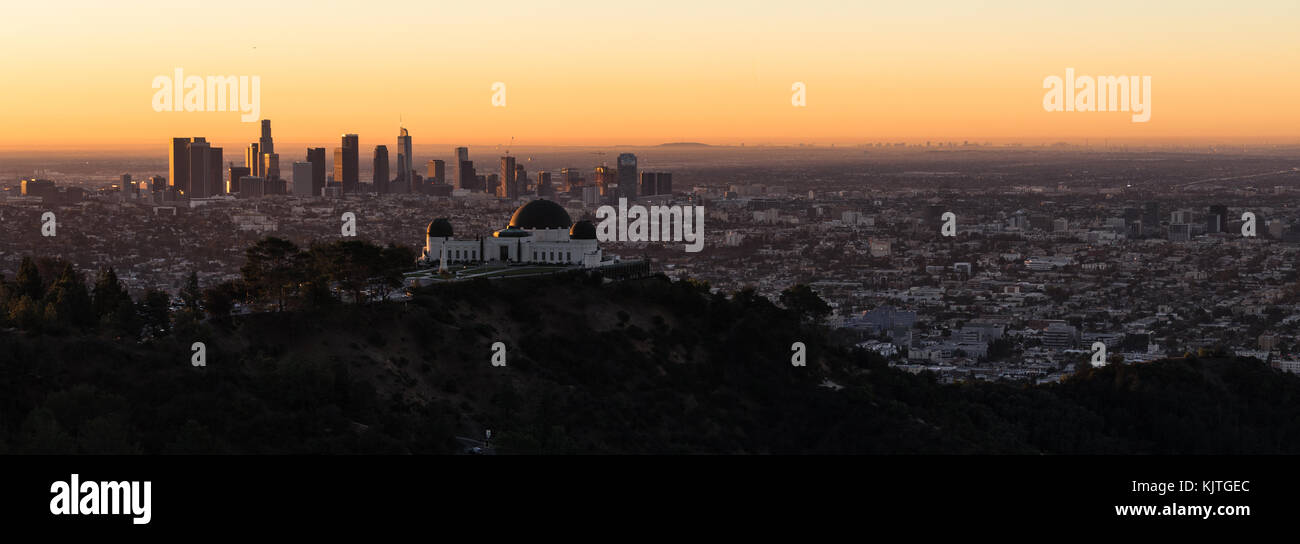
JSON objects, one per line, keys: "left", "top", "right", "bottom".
{"left": 419, "top": 199, "right": 605, "bottom": 268}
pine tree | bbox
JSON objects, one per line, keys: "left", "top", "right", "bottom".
{"left": 45, "top": 264, "right": 95, "bottom": 330}
{"left": 181, "top": 270, "right": 202, "bottom": 315}
{"left": 15, "top": 256, "right": 43, "bottom": 301}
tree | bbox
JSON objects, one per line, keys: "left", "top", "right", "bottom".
{"left": 242, "top": 237, "right": 303, "bottom": 311}
{"left": 92, "top": 267, "right": 127, "bottom": 318}
{"left": 140, "top": 289, "right": 172, "bottom": 337}
{"left": 181, "top": 270, "right": 202, "bottom": 316}
{"left": 202, "top": 281, "right": 241, "bottom": 320}
{"left": 374, "top": 244, "right": 417, "bottom": 301}
{"left": 92, "top": 268, "right": 137, "bottom": 337}
{"left": 8, "top": 296, "right": 40, "bottom": 330}
{"left": 45, "top": 264, "right": 94, "bottom": 330}
{"left": 780, "top": 284, "right": 831, "bottom": 322}
{"left": 15, "top": 256, "right": 43, "bottom": 301}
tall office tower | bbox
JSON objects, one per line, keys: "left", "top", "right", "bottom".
{"left": 561, "top": 167, "right": 583, "bottom": 191}
{"left": 454, "top": 147, "right": 470, "bottom": 189}
{"left": 515, "top": 164, "right": 527, "bottom": 193}
{"left": 246, "top": 143, "right": 261, "bottom": 177}
{"left": 229, "top": 165, "right": 250, "bottom": 194}
{"left": 640, "top": 172, "right": 657, "bottom": 196}
{"left": 617, "top": 153, "right": 638, "bottom": 199}
{"left": 657, "top": 172, "right": 672, "bottom": 195}
{"left": 499, "top": 156, "right": 517, "bottom": 198}
{"left": 261, "top": 153, "right": 280, "bottom": 182}
{"left": 396, "top": 127, "right": 413, "bottom": 190}
{"left": 1142, "top": 202, "right": 1160, "bottom": 231}
{"left": 239, "top": 176, "right": 266, "bottom": 198}
{"left": 120, "top": 173, "right": 131, "bottom": 189}
{"left": 1208, "top": 204, "right": 1228, "bottom": 234}
{"left": 336, "top": 134, "right": 359, "bottom": 192}
{"left": 208, "top": 147, "right": 223, "bottom": 196}
{"left": 427, "top": 160, "right": 445, "bottom": 185}
{"left": 169, "top": 137, "right": 191, "bottom": 194}
{"left": 486, "top": 173, "right": 500, "bottom": 195}
{"left": 594, "top": 165, "right": 616, "bottom": 196}
{"left": 373, "top": 145, "right": 390, "bottom": 193}
{"left": 459, "top": 161, "right": 478, "bottom": 191}
{"left": 149, "top": 176, "right": 166, "bottom": 194}
{"left": 259, "top": 119, "right": 274, "bottom": 155}
{"left": 334, "top": 148, "right": 345, "bottom": 191}
{"left": 292, "top": 161, "right": 314, "bottom": 196}
{"left": 396, "top": 152, "right": 407, "bottom": 191}
{"left": 536, "top": 171, "right": 552, "bottom": 196}
{"left": 306, "top": 147, "right": 326, "bottom": 196}
{"left": 185, "top": 138, "right": 211, "bottom": 198}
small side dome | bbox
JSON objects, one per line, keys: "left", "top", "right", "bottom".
{"left": 570, "top": 220, "right": 597, "bottom": 240}
{"left": 427, "top": 218, "right": 454, "bottom": 237}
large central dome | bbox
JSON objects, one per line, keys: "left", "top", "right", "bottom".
{"left": 509, "top": 199, "right": 572, "bottom": 230}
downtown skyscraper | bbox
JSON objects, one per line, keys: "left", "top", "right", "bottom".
{"left": 335, "top": 134, "right": 359, "bottom": 192}
{"left": 306, "top": 147, "right": 326, "bottom": 196}
{"left": 617, "top": 152, "right": 638, "bottom": 199}
{"left": 374, "top": 145, "right": 390, "bottom": 193}
{"left": 499, "top": 155, "right": 517, "bottom": 199}
{"left": 396, "top": 127, "right": 413, "bottom": 193}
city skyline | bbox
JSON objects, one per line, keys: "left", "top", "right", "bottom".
{"left": 3, "top": 1, "right": 1300, "bottom": 150}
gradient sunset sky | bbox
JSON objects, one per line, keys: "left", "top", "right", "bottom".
{"left": 2, "top": 0, "right": 1298, "bottom": 151}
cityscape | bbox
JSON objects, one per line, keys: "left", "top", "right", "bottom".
{"left": 5, "top": 127, "right": 1300, "bottom": 385}
{"left": 2, "top": 0, "right": 1299, "bottom": 531}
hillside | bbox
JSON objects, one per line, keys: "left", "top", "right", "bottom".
{"left": 2, "top": 274, "right": 1300, "bottom": 454}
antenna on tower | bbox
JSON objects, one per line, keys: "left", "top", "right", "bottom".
{"left": 505, "top": 136, "right": 515, "bottom": 157}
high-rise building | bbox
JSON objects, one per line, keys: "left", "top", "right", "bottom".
{"left": 459, "top": 161, "right": 478, "bottom": 191}
{"left": 186, "top": 138, "right": 211, "bottom": 198}
{"left": 229, "top": 165, "right": 250, "bottom": 194}
{"left": 1168, "top": 223, "right": 1191, "bottom": 242}
{"left": 499, "top": 156, "right": 517, "bottom": 198}
{"left": 169, "top": 137, "right": 191, "bottom": 194}
{"left": 657, "top": 172, "right": 672, "bottom": 195}
{"left": 208, "top": 147, "right": 223, "bottom": 196}
{"left": 21, "top": 178, "right": 56, "bottom": 198}
{"left": 336, "top": 134, "right": 359, "bottom": 192}
{"left": 454, "top": 147, "right": 470, "bottom": 189}
{"left": 561, "top": 168, "right": 583, "bottom": 191}
{"left": 261, "top": 153, "right": 280, "bottom": 182}
{"left": 1209, "top": 205, "right": 1228, "bottom": 234}
{"left": 306, "top": 147, "right": 326, "bottom": 196}
{"left": 259, "top": 119, "right": 274, "bottom": 155}
{"left": 1142, "top": 202, "right": 1160, "bottom": 232}
{"left": 396, "top": 127, "right": 413, "bottom": 191}
{"left": 292, "top": 162, "right": 314, "bottom": 196}
{"left": 640, "top": 172, "right": 657, "bottom": 196}
{"left": 536, "top": 171, "right": 552, "bottom": 196}
{"left": 245, "top": 142, "right": 261, "bottom": 177}
{"left": 594, "top": 165, "right": 616, "bottom": 196}
{"left": 239, "top": 176, "right": 265, "bottom": 198}
{"left": 427, "top": 159, "right": 446, "bottom": 185}
{"left": 373, "top": 145, "right": 390, "bottom": 193}
{"left": 617, "top": 153, "right": 638, "bottom": 199}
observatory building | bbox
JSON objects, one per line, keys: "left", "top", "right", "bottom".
{"left": 420, "top": 199, "right": 605, "bottom": 268}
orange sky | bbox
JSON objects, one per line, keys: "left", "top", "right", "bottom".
{"left": 1, "top": 1, "right": 1298, "bottom": 151}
